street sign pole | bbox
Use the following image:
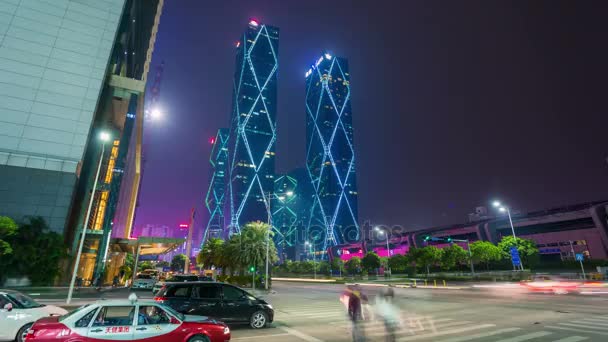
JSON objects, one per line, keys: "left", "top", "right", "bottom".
{"left": 570, "top": 240, "right": 586, "bottom": 280}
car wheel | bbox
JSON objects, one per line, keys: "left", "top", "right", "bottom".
{"left": 187, "top": 334, "right": 210, "bottom": 342}
{"left": 250, "top": 310, "right": 268, "bottom": 329}
{"left": 16, "top": 323, "right": 33, "bottom": 342}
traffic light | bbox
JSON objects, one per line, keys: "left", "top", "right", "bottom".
{"left": 424, "top": 236, "right": 431, "bottom": 241}
{"left": 446, "top": 237, "right": 453, "bottom": 243}
{"left": 249, "top": 266, "right": 255, "bottom": 272}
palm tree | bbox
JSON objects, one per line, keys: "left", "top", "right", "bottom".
{"left": 197, "top": 238, "right": 225, "bottom": 269}
{"left": 225, "top": 222, "right": 279, "bottom": 274}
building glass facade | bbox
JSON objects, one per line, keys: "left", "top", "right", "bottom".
{"left": 203, "top": 128, "right": 229, "bottom": 243}
{"left": 228, "top": 20, "right": 279, "bottom": 234}
{"left": 0, "top": 0, "right": 126, "bottom": 232}
{"left": 305, "top": 53, "right": 359, "bottom": 253}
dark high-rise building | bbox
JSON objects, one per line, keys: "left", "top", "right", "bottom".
{"left": 273, "top": 168, "right": 313, "bottom": 260}
{"left": 228, "top": 19, "right": 279, "bottom": 234}
{"left": 203, "top": 128, "right": 229, "bottom": 243}
{"left": 305, "top": 52, "right": 359, "bottom": 253}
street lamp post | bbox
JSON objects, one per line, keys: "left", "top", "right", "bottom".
{"left": 374, "top": 227, "right": 391, "bottom": 276}
{"left": 67, "top": 132, "right": 110, "bottom": 304}
{"left": 265, "top": 191, "right": 294, "bottom": 290}
{"left": 305, "top": 241, "right": 316, "bottom": 279}
{"left": 493, "top": 200, "right": 524, "bottom": 271}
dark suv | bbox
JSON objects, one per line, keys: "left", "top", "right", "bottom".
{"left": 154, "top": 282, "right": 274, "bottom": 329}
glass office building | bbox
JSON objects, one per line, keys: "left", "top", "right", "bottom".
{"left": 227, "top": 20, "right": 279, "bottom": 234}
{"left": 305, "top": 52, "right": 359, "bottom": 253}
{"left": 203, "top": 128, "right": 229, "bottom": 243}
{"left": 0, "top": 0, "right": 127, "bottom": 232}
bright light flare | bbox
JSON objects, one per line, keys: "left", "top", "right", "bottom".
{"left": 492, "top": 201, "right": 501, "bottom": 208}
{"left": 99, "top": 131, "right": 110, "bottom": 142}
{"left": 499, "top": 207, "right": 507, "bottom": 212}
{"left": 286, "top": 191, "right": 294, "bottom": 196}
{"left": 150, "top": 108, "right": 162, "bottom": 120}
{"left": 249, "top": 19, "right": 259, "bottom": 27}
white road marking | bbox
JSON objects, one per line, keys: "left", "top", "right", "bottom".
{"left": 493, "top": 331, "right": 553, "bottom": 342}
{"left": 396, "top": 323, "right": 496, "bottom": 341}
{"left": 279, "top": 326, "right": 324, "bottom": 342}
{"left": 551, "top": 336, "right": 589, "bottom": 342}
{"left": 232, "top": 333, "right": 291, "bottom": 340}
{"left": 546, "top": 325, "right": 608, "bottom": 336}
{"left": 436, "top": 327, "right": 522, "bottom": 342}
{"left": 560, "top": 322, "right": 608, "bottom": 331}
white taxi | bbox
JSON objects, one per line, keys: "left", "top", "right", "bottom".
{"left": 132, "top": 274, "right": 156, "bottom": 290}
{"left": 0, "top": 289, "right": 68, "bottom": 342}
{"left": 24, "top": 294, "right": 230, "bottom": 342}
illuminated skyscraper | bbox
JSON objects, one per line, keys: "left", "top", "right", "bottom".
{"left": 228, "top": 20, "right": 279, "bottom": 233}
{"left": 305, "top": 52, "right": 359, "bottom": 252}
{"left": 203, "top": 128, "right": 229, "bottom": 243}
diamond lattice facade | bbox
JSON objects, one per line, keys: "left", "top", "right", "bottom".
{"left": 227, "top": 20, "right": 279, "bottom": 234}
{"left": 203, "top": 128, "right": 229, "bottom": 243}
{"left": 305, "top": 53, "right": 359, "bottom": 252}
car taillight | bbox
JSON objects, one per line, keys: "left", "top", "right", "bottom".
{"left": 26, "top": 328, "right": 37, "bottom": 340}
{"left": 154, "top": 296, "right": 167, "bottom": 302}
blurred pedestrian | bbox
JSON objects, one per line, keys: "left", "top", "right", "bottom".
{"left": 376, "top": 286, "right": 399, "bottom": 342}
{"left": 348, "top": 284, "right": 367, "bottom": 342}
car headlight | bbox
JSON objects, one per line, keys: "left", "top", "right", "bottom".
{"left": 266, "top": 304, "right": 273, "bottom": 310}
{"left": 223, "top": 327, "right": 230, "bottom": 334}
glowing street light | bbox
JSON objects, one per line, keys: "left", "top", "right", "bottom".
{"left": 67, "top": 131, "right": 111, "bottom": 304}
{"left": 374, "top": 226, "right": 391, "bottom": 275}
{"left": 492, "top": 199, "right": 523, "bottom": 271}
{"left": 150, "top": 108, "right": 162, "bottom": 120}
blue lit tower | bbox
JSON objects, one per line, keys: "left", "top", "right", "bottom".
{"left": 203, "top": 128, "right": 229, "bottom": 244}
{"left": 228, "top": 19, "right": 279, "bottom": 233}
{"left": 305, "top": 52, "right": 359, "bottom": 252}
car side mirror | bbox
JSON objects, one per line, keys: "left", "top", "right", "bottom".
{"left": 4, "top": 303, "right": 13, "bottom": 311}
{"left": 170, "top": 317, "right": 180, "bottom": 324}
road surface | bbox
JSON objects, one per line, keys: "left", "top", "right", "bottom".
{"left": 20, "top": 282, "right": 608, "bottom": 341}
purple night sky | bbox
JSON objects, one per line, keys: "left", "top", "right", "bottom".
{"left": 134, "top": 0, "right": 608, "bottom": 238}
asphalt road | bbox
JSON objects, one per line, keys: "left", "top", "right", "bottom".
{"left": 17, "top": 282, "right": 608, "bottom": 341}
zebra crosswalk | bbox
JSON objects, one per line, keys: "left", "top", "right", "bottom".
{"left": 268, "top": 303, "right": 608, "bottom": 341}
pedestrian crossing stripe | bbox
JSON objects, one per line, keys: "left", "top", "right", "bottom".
{"left": 559, "top": 322, "right": 608, "bottom": 331}
{"left": 546, "top": 325, "right": 608, "bottom": 336}
{"left": 435, "top": 327, "right": 522, "bottom": 342}
{"left": 492, "top": 331, "right": 553, "bottom": 342}
{"left": 396, "top": 323, "right": 496, "bottom": 341}
{"left": 551, "top": 337, "right": 589, "bottom": 342}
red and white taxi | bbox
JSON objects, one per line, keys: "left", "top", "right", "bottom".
{"left": 25, "top": 294, "right": 230, "bottom": 342}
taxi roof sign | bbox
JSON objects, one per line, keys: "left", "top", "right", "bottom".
{"left": 128, "top": 293, "right": 138, "bottom": 303}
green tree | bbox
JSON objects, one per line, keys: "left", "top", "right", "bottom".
{"left": 139, "top": 261, "right": 155, "bottom": 271}
{"left": 197, "top": 238, "right": 225, "bottom": 269}
{"left": 470, "top": 241, "right": 504, "bottom": 270}
{"left": 0, "top": 216, "right": 18, "bottom": 256}
{"left": 222, "top": 222, "right": 279, "bottom": 275}
{"left": 318, "top": 261, "right": 330, "bottom": 275}
{"left": 156, "top": 261, "right": 170, "bottom": 268}
{"left": 171, "top": 254, "right": 188, "bottom": 272}
{"left": 417, "top": 246, "right": 443, "bottom": 275}
{"left": 344, "top": 257, "right": 362, "bottom": 275}
{"left": 0, "top": 217, "right": 66, "bottom": 285}
{"left": 361, "top": 252, "right": 381, "bottom": 273}
{"left": 440, "top": 244, "right": 468, "bottom": 270}
{"left": 388, "top": 254, "right": 408, "bottom": 273}
{"left": 330, "top": 258, "right": 344, "bottom": 276}
{"left": 497, "top": 236, "right": 539, "bottom": 268}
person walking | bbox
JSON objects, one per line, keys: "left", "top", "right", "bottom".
{"left": 348, "top": 285, "right": 367, "bottom": 342}
{"left": 376, "top": 286, "right": 399, "bottom": 342}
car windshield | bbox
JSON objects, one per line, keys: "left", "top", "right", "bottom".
{"left": 59, "top": 304, "right": 92, "bottom": 322}
{"left": 137, "top": 274, "right": 152, "bottom": 279}
{"left": 6, "top": 292, "right": 44, "bottom": 308}
{"left": 159, "top": 303, "right": 185, "bottom": 321}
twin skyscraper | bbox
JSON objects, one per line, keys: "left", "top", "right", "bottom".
{"left": 203, "top": 20, "right": 359, "bottom": 259}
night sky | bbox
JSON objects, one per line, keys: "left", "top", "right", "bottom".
{"left": 135, "top": 0, "right": 608, "bottom": 236}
